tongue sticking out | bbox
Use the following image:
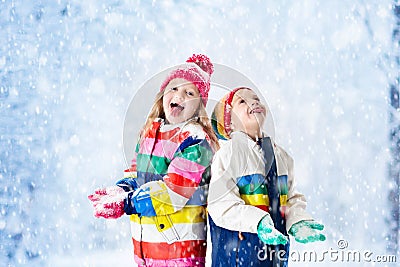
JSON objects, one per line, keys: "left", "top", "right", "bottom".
{"left": 170, "top": 103, "right": 184, "bottom": 116}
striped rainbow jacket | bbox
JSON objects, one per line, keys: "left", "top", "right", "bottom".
{"left": 207, "top": 130, "right": 313, "bottom": 235}
{"left": 123, "top": 118, "right": 213, "bottom": 267}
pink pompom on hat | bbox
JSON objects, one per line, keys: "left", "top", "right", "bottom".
{"left": 160, "top": 54, "right": 214, "bottom": 106}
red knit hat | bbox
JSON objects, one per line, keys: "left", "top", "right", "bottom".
{"left": 160, "top": 54, "right": 214, "bottom": 106}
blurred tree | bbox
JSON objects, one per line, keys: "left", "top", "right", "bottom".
{"left": 0, "top": 2, "right": 63, "bottom": 265}
{"left": 388, "top": 0, "right": 400, "bottom": 255}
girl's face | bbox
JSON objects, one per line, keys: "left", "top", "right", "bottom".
{"left": 230, "top": 89, "right": 267, "bottom": 139}
{"left": 162, "top": 78, "right": 201, "bottom": 124}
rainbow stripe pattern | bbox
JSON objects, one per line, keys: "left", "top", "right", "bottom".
{"left": 278, "top": 175, "right": 288, "bottom": 217}
{"left": 237, "top": 174, "right": 288, "bottom": 217}
{"left": 127, "top": 120, "right": 213, "bottom": 266}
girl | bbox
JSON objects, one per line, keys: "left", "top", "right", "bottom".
{"left": 88, "top": 54, "right": 219, "bottom": 267}
{"left": 208, "top": 87, "right": 325, "bottom": 267}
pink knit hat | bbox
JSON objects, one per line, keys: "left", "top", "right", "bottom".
{"left": 160, "top": 54, "right": 214, "bottom": 106}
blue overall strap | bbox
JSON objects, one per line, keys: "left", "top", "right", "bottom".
{"left": 259, "top": 136, "right": 274, "bottom": 177}
{"left": 260, "top": 136, "right": 287, "bottom": 234}
{"left": 260, "top": 137, "right": 289, "bottom": 267}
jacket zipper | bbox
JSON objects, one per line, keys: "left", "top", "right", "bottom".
{"left": 138, "top": 216, "right": 146, "bottom": 266}
{"left": 138, "top": 120, "right": 194, "bottom": 264}
{"left": 139, "top": 125, "right": 160, "bottom": 266}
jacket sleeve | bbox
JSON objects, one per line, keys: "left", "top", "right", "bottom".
{"left": 207, "top": 143, "right": 268, "bottom": 234}
{"left": 131, "top": 124, "right": 213, "bottom": 217}
{"left": 280, "top": 148, "right": 314, "bottom": 232}
{"left": 116, "top": 142, "right": 138, "bottom": 191}
{"left": 123, "top": 142, "right": 139, "bottom": 178}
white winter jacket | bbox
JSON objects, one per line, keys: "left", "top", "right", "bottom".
{"left": 207, "top": 131, "right": 313, "bottom": 233}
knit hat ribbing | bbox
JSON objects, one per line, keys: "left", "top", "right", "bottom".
{"left": 160, "top": 54, "right": 214, "bottom": 106}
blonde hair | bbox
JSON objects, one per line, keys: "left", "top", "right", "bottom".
{"left": 140, "top": 91, "right": 220, "bottom": 151}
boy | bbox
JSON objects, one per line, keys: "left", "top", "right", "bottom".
{"left": 208, "top": 87, "right": 325, "bottom": 267}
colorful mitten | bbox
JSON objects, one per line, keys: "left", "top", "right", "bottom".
{"left": 116, "top": 177, "right": 138, "bottom": 192}
{"left": 257, "top": 215, "right": 288, "bottom": 245}
{"left": 115, "top": 177, "right": 138, "bottom": 215}
{"left": 289, "top": 220, "right": 326, "bottom": 244}
{"left": 88, "top": 186, "right": 127, "bottom": 219}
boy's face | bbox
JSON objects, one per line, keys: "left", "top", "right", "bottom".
{"left": 163, "top": 78, "right": 201, "bottom": 124}
{"left": 230, "top": 89, "right": 267, "bottom": 139}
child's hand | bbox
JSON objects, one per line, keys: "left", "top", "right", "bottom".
{"left": 88, "top": 186, "right": 127, "bottom": 219}
{"left": 257, "top": 215, "right": 289, "bottom": 245}
{"left": 289, "top": 220, "right": 326, "bottom": 244}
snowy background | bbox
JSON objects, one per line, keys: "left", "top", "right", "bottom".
{"left": 1, "top": 0, "right": 398, "bottom": 266}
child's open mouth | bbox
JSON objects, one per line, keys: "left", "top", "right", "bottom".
{"left": 170, "top": 102, "right": 184, "bottom": 116}
{"left": 250, "top": 107, "right": 264, "bottom": 114}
